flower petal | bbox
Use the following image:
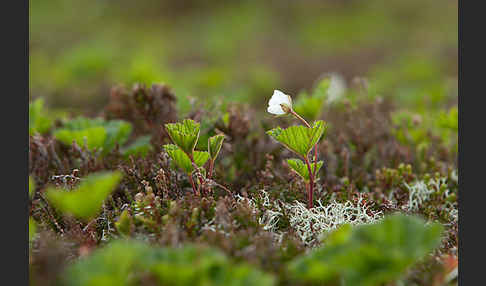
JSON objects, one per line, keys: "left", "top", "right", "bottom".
{"left": 267, "top": 104, "right": 285, "bottom": 115}
{"left": 269, "top": 90, "right": 291, "bottom": 107}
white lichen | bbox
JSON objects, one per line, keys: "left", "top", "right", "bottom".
{"left": 403, "top": 180, "right": 436, "bottom": 212}
{"left": 403, "top": 177, "right": 458, "bottom": 223}
{"left": 403, "top": 177, "right": 448, "bottom": 211}
{"left": 237, "top": 190, "right": 381, "bottom": 246}
{"left": 285, "top": 195, "right": 382, "bottom": 246}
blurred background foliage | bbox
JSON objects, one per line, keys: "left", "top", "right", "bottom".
{"left": 30, "top": 0, "right": 457, "bottom": 116}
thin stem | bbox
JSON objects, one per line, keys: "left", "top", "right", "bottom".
{"left": 290, "top": 109, "right": 319, "bottom": 168}
{"left": 188, "top": 174, "right": 199, "bottom": 196}
{"left": 208, "top": 159, "right": 215, "bottom": 180}
{"left": 291, "top": 109, "right": 320, "bottom": 208}
{"left": 206, "top": 159, "right": 215, "bottom": 193}
{"left": 290, "top": 109, "right": 311, "bottom": 128}
{"left": 304, "top": 157, "right": 314, "bottom": 209}
{"left": 189, "top": 153, "right": 205, "bottom": 195}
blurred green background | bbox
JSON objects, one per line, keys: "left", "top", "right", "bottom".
{"left": 29, "top": 0, "right": 457, "bottom": 115}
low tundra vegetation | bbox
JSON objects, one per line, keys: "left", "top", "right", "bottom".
{"left": 29, "top": 78, "right": 457, "bottom": 285}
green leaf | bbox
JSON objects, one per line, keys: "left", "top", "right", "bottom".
{"left": 53, "top": 117, "right": 133, "bottom": 154}
{"left": 64, "top": 240, "right": 275, "bottom": 286}
{"left": 54, "top": 126, "right": 107, "bottom": 151}
{"left": 267, "top": 120, "right": 327, "bottom": 158}
{"left": 121, "top": 135, "right": 153, "bottom": 158}
{"left": 165, "top": 119, "right": 200, "bottom": 155}
{"left": 46, "top": 171, "right": 122, "bottom": 220}
{"left": 102, "top": 120, "right": 133, "bottom": 154}
{"left": 29, "top": 98, "right": 53, "bottom": 135}
{"left": 287, "top": 159, "right": 323, "bottom": 182}
{"left": 61, "top": 117, "right": 99, "bottom": 129}
{"left": 208, "top": 134, "right": 225, "bottom": 160}
{"left": 29, "top": 176, "right": 35, "bottom": 199}
{"left": 293, "top": 93, "right": 325, "bottom": 121}
{"left": 313, "top": 77, "right": 332, "bottom": 99}
{"left": 164, "top": 144, "right": 209, "bottom": 174}
{"left": 288, "top": 214, "right": 443, "bottom": 286}
{"left": 64, "top": 240, "right": 151, "bottom": 286}
{"left": 193, "top": 151, "right": 211, "bottom": 168}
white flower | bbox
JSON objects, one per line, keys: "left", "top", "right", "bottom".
{"left": 267, "top": 90, "right": 292, "bottom": 115}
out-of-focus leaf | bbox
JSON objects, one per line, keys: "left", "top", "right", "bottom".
{"left": 54, "top": 126, "right": 107, "bottom": 151}
{"left": 46, "top": 171, "right": 122, "bottom": 220}
{"left": 29, "top": 98, "right": 53, "bottom": 135}
{"left": 102, "top": 120, "right": 133, "bottom": 153}
{"left": 53, "top": 117, "right": 133, "bottom": 154}
{"left": 115, "top": 210, "right": 133, "bottom": 236}
{"left": 293, "top": 95, "right": 325, "bottom": 121}
{"left": 121, "top": 135, "right": 153, "bottom": 158}
{"left": 64, "top": 240, "right": 275, "bottom": 286}
{"left": 288, "top": 214, "right": 443, "bottom": 286}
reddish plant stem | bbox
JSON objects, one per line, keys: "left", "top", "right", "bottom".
{"left": 208, "top": 159, "right": 215, "bottom": 180}
{"left": 206, "top": 159, "right": 215, "bottom": 193}
{"left": 290, "top": 110, "right": 318, "bottom": 168}
{"left": 291, "top": 110, "right": 319, "bottom": 208}
{"left": 188, "top": 174, "right": 199, "bottom": 196}
{"left": 189, "top": 153, "right": 205, "bottom": 195}
{"left": 304, "top": 157, "right": 314, "bottom": 209}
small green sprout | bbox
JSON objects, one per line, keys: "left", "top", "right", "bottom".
{"left": 267, "top": 90, "right": 327, "bottom": 208}
{"left": 164, "top": 119, "right": 226, "bottom": 196}
{"left": 165, "top": 119, "right": 200, "bottom": 155}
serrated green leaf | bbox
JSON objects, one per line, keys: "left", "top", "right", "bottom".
{"left": 164, "top": 144, "right": 193, "bottom": 173}
{"left": 287, "top": 159, "right": 323, "bottom": 182}
{"left": 288, "top": 214, "right": 443, "bottom": 286}
{"left": 164, "top": 144, "right": 209, "bottom": 174}
{"left": 46, "top": 171, "right": 122, "bottom": 220}
{"left": 208, "top": 134, "right": 225, "bottom": 160}
{"left": 121, "top": 135, "right": 153, "bottom": 158}
{"left": 193, "top": 151, "right": 210, "bottom": 168}
{"left": 165, "top": 119, "right": 200, "bottom": 155}
{"left": 267, "top": 120, "right": 327, "bottom": 158}
{"left": 29, "top": 176, "right": 35, "bottom": 198}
